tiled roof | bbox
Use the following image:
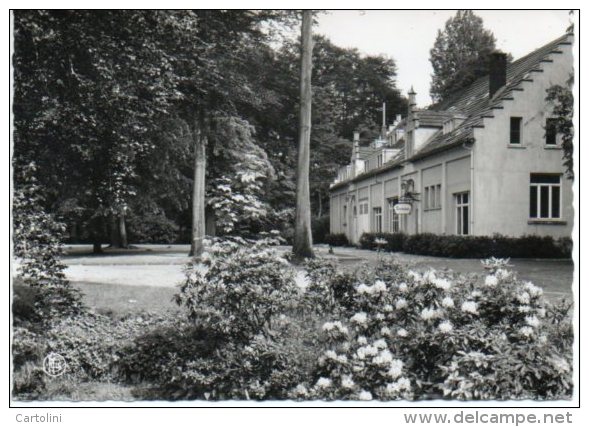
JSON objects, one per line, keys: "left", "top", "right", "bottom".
{"left": 331, "top": 33, "right": 572, "bottom": 190}
{"left": 331, "top": 145, "right": 407, "bottom": 191}
{"left": 357, "top": 146, "right": 379, "bottom": 160}
{"left": 413, "top": 110, "right": 459, "bottom": 127}
{"left": 411, "top": 33, "right": 572, "bottom": 160}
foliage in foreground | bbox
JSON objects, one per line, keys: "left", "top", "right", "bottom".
{"left": 13, "top": 163, "right": 84, "bottom": 322}
{"left": 13, "top": 239, "right": 573, "bottom": 401}
{"left": 293, "top": 257, "right": 572, "bottom": 400}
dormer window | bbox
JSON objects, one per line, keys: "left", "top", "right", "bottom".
{"left": 377, "top": 154, "right": 383, "bottom": 168}
{"left": 443, "top": 116, "right": 466, "bottom": 135}
{"left": 443, "top": 120, "right": 453, "bottom": 134}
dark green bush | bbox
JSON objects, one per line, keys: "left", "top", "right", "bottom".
{"left": 359, "top": 232, "right": 407, "bottom": 252}
{"left": 312, "top": 215, "right": 330, "bottom": 244}
{"left": 325, "top": 233, "right": 349, "bottom": 247}
{"left": 359, "top": 232, "right": 572, "bottom": 259}
{"left": 127, "top": 210, "right": 179, "bottom": 244}
{"left": 119, "top": 320, "right": 314, "bottom": 400}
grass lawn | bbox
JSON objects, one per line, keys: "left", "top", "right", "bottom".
{"left": 73, "top": 282, "right": 181, "bottom": 318}
{"left": 13, "top": 280, "right": 181, "bottom": 320}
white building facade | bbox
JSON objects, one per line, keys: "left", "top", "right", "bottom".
{"left": 329, "top": 34, "right": 574, "bottom": 245}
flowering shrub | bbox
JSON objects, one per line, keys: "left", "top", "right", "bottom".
{"left": 176, "top": 237, "right": 298, "bottom": 341}
{"left": 290, "top": 322, "right": 413, "bottom": 401}
{"left": 297, "top": 257, "right": 573, "bottom": 400}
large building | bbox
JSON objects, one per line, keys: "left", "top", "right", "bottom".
{"left": 329, "top": 33, "right": 574, "bottom": 245}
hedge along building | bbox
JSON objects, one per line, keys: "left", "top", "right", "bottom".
{"left": 329, "top": 33, "right": 574, "bottom": 245}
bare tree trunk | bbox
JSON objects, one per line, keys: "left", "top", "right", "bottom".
{"left": 119, "top": 213, "right": 128, "bottom": 248}
{"left": 190, "top": 122, "right": 207, "bottom": 258}
{"left": 293, "top": 10, "right": 315, "bottom": 260}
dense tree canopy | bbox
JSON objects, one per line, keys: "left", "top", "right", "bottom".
{"left": 546, "top": 80, "right": 574, "bottom": 180}
{"left": 429, "top": 10, "right": 499, "bottom": 102}
{"left": 12, "top": 10, "right": 406, "bottom": 246}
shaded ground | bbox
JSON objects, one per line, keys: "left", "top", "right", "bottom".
{"left": 62, "top": 244, "right": 574, "bottom": 310}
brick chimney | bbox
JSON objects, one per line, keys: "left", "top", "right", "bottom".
{"left": 489, "top": 52, "right": 507, "bottom": 99}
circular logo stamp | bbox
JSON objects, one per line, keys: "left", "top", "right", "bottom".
{"left": 43, "top": 352, "right": 67, "bottom": 377}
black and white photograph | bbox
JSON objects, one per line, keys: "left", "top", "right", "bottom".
{"left": 9, "top": 7, "right": 580, "bottom": 414}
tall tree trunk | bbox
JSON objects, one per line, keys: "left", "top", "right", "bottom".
{"left": 119, "top": 212, "right": 128, "bottom": 248}
{"left": 190, "top": 122, "right": 207, "bottom": 258}
{"left": 293, "top": 10, "right": 315, "bottom": 260}
{"left": 109, "top": 213, "right": 121, "bottom": 247}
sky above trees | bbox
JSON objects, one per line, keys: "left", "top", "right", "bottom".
{"left": 316, "top": 10, "right": 571, "bottom": 107}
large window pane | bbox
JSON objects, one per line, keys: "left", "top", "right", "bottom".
{"left": 530, "top": 186, "right": 538, "bottom": 218}
{"left": 462, "top": 206, "right": 469, "bottom": 235}
{"left": 552, "top": 186, "right": 560, "bottom": 218}
{"left": 540, "top": 186, "right": 550, "bottom": 218}
{"left": 424, "top": 187, "right": 429, "bottom": 209}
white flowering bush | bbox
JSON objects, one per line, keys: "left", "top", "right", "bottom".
{"left": 289, "top": 323, "right": 412, "bottom": 401}
{"left": 299, "top": 257, "right": 572, "bottom": 400}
